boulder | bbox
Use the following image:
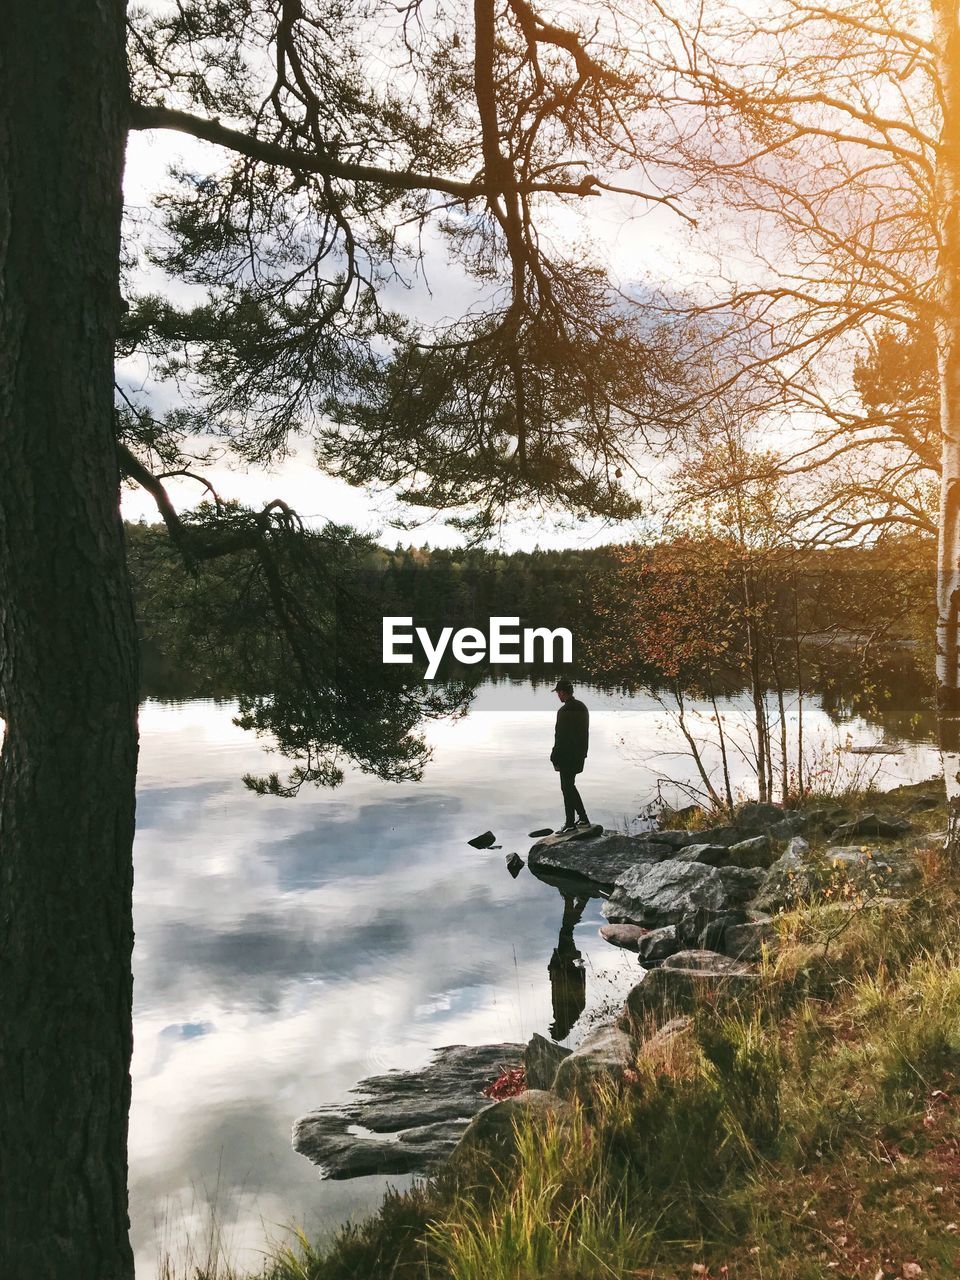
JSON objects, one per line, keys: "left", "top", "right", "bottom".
{"left": 505, "top": 853, "right": 525, "bottom": 878}
{"left": 599, "top": 923, "right": 650, "bottom": 952}
{"left": 681, "top": 910, "right": 748, "bottom": 954}
{"left": 768, "top": 815, "right": 806, "bottom": 839}
{"left": 553, "top": 1025, "right": 635, "bottom": 1099}
{"left": 623, "top": 952, "right": 758, "bottom": 1028}
{"left": 668, "top": 842, "right": 729, "bottom": 866}
{"left": 529, "top": 828, "right": 669, "bottom": 893}
{"left": 661, "top": 949, "right": 755, "bottom": 974}
{"left": 451, "top": 1090, "right": 573, "bottom": 1168}
{"left": 636, "top": 924, "right": 680, "bottom": 963}
{"left": 528, "top": 827, "right": 554, "bottom": 837}
{"left": 753, "top": 836, "right": 812, "bottom": 912}
{"left": 823, "top": 845, "right": 891, "bottom": 872}
{"left": 724, "top": 918, "right": 776, "bottom": 961}
{"left": 649, "top": 825, "right": 743, "bottom": 850}
{"left": 293, "top": 1041, "right": 524, "bottom": 1179}
{"left": 467, "top": 831, "right": 497, "bottom": 849}
{"left": 828, "top": 813, "right": 912, "bottom": 839}
{"left": 726, "top": 834, "right": 775, "bottom": 869}
{"left": 603, "top": 861, "right": 735, "bottom": 927}
{"left": 735, "top": 802, "right": 788, "bottom": 830}
{"left": 638, "top": 1016, "right": 694, "bottom": 1068}
{"left": 717, "top": 864, "right": 767, "bottom": 904}
{"left": 522, "top": 1032, "right": 572, "bottom": 1091}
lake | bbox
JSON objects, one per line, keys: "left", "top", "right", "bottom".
{"left": 130, "top": 677, "right": 941, "bottom": 1276}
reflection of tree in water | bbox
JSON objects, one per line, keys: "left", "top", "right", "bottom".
{"left": 548, "top": 893, "right": 589, "bottom": 1041}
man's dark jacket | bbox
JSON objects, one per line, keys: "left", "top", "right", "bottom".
{"left": 550, "top": 697, "right": 589, "bottom": 774}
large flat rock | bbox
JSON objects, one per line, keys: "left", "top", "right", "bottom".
{"left": 293, "top": 1042, "right": 523, "bottom": 1179}
{"left": 528, "top": 828, "right": 669, "bottom": 892}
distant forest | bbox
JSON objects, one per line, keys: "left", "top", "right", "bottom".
{"left": 127, "top": 521, "right": 935, "bottom": 736}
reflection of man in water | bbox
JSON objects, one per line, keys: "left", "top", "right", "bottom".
{"left": 548, "top": 893, "right": 588, "bottom": 1040}
{"left": 550, "top": 678, "right": 590, "bottom": 834}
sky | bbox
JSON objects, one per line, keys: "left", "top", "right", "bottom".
{"left": 119, "top": 106, "right": 689, "bottom": 551}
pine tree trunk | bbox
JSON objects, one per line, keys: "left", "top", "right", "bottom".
{"left": 0, "top": 3, "right": 138, "bottom": 1277}
{"left": 932, "top": 0, "right": 960, "bottom": 862}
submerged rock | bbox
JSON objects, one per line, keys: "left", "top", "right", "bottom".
{"left": 467, "top": 831, "right": 497, "bottom": 849}
{"left": 528, "top": 827, "right": 554, "bottom": 838}
{"left": 505, "top": 852, "right": 525, "bottom": 878}
{"left": 529, "top": 828, "right": 669, "bottom": 893}
{"left": 293, "top": 1042, "right": 523, "bottom": 1179}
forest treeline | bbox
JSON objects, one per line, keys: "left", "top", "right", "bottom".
{"left": 127, "top": 518, "right": 935, "bottom": 716}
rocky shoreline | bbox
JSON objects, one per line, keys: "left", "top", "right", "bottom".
{"left": 294, "top": 789, "right": 941, "bottom": 1182}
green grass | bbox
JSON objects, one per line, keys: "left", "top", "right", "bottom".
{"left": 174, "top": 783, "right": 960, "bottom": 1280}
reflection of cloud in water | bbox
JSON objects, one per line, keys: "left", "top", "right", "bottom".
{"left": 130, "top": 681, "right": 941, "bottom": 1275}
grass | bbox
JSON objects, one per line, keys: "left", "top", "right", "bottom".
{"left": 175, "top": 781, "right": 960, "bottom": 1280}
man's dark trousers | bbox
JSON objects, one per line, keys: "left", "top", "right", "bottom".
{"left": 559, "top": 768, "right": 587, "bottom": 827}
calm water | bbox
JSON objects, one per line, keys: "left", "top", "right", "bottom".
{"left": 130, "top": 678, "right": 940, "bottom": 1276}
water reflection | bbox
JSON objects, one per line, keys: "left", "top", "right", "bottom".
{"left": 548, "top": 894, "right": 589, "bottom": 1041}
{"left": 131, "top": 678, "right": 941, "bottom": 1277}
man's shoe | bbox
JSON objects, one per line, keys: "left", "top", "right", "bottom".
{"left": 558, "top": 821, "right": 577, "bottom": 833}
{"left": 576, "top": 817, "right": 592, "bottom": 827}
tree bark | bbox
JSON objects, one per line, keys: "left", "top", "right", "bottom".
{"left": 0, "top": 3, "right": 138, "bottom": 1277}
{"left": 932, "top": 0, "right": 960, "bottom": 860}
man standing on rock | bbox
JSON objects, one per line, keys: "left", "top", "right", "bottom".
{"left": 550, "top": 678, "right": 591, "bottom": 833}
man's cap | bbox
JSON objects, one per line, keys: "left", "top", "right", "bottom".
{"left": 552, "top": 677, "right": 574, "bottom": 694}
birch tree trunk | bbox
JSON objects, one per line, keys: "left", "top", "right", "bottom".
{"left": 932, "top": 0, "right": 960, "bottom": 859}
{"left": 0, "top": 2, "right": 139, "bottom": 1275}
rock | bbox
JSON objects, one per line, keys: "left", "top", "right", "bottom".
{"left": 648, "top": 829, "right": 703, "bottom": 849}
{"left": 909, "top": 829, "right": 948, "bottom": 849}
{"left": 522, "top": 1032, "right": 572, "bottom": 1091}
{"left": 468, "top": 830, "right": 497, "bottom": 849}
{"left": 828, "top": 813, "right": 912, "bottom": 839}
{"left": 726, "top": 834, "right": 775, "bottom": 869}
{"left": 682, "top": 910, "right": 748, "bottom": 953}
{"left": 823, "top": 845, "right": 891, "bottom": 871}
{"left": 753, "top": 837, "right": 812, "bottom": 912}
{"left": 293, "top": 1041, "right": 523, "bottom": 1179}
{"left": 668, "top": 842, "right": 729, "bottom": 866}
{"left": 649, "top": 825, "right": 742, "bottom": 849}
{"left": 717, "top": 865, "right": 767, "bottom": 904}
{"left": 907, "top": 795, "right": 942, "bottom": 812}
{"left": 505, "top": 853, "right": 525, "bottom": 878}
{"left": 528, "top": 827, "right": 554, "bottom": 837}
{"left": 623, "top": 953, "right": 759, "bottom": 1028}
{"left": 638, "top": 1016, "right": 694, "bottom": 1067}
{"left": 661, "top": 949, "right": 755, "bottom": 974}
{"left": 553, "top": 1025, "right": 635, "bottom": 1099}
{"left": 636, "top": 924, "right": 680, "bottom": 963}
{"left": 603, "top": 861, "right": 735, "bottom": 927}
{"left": 736, "top": 802, "right": 787, "bottom": 830}
{"left": 451, "top": 1090, "right": 573, "bottom": 1168}
{"left": 529, "top": 828, "right": 669, "bottom": 893}
{"left": 599, "top": 923, "right": 650, "bottom": 952}
{"left": 724, "top": 918, "right": 775, "bottom": 961}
